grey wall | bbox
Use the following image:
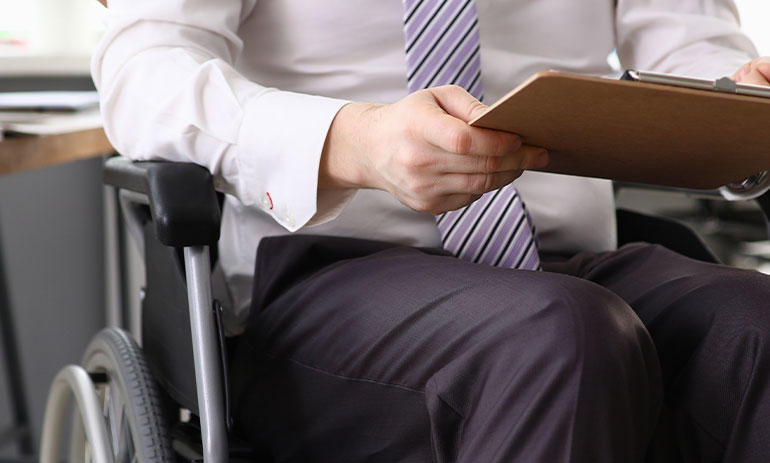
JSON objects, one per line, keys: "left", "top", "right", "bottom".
{"left": 0, "top": 157, "right": 105, "bottom": 459}
{"left": 0, "top": 76, "right": 105, "bottom": 459}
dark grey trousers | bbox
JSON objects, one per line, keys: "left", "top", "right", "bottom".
{"left": 229, "top": 235, "right": 770, "bottom": 463}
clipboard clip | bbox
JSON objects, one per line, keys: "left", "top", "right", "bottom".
{"left": 621, "top": 69, "right": 770, "bottom": 99}
{"left": 713, "top": 77, "right": 737, "bottom": 94}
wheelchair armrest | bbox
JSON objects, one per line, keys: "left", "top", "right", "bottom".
{"left": 104, "top": 156, "right": 221, "bottom": 247}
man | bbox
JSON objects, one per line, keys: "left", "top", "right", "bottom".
{"left": 94, "top": 0, "right": 770, "bottom": 461}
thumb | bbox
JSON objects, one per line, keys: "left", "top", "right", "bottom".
{"left": 428, "top": 85, "right": 488, "bottom": 123}
{"left": 735, "top": 57, "right": 770, "bottom": 86}
{"left": 756, "top": 61, "right": 770, "bottom": 84}
{"left": 738, "top": 65, "right": 770, "bottom": 86}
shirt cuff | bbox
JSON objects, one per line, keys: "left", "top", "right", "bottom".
{"left": 236, "top": 89, "right": 352, "bottom": 231}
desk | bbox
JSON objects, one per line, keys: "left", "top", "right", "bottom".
{"left": 0, "top": 128, "right": 113, "bottom": 175}
{"left": 0, "top": 128, "right": 113, "bottom": 456}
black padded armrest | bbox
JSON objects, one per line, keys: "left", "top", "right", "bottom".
{"left": 104, "top": 156, "right": 221, "bottom": 247}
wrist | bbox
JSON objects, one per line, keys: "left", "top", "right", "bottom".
{"left": 319, "top": 101, "right": 381, "bottom": 190}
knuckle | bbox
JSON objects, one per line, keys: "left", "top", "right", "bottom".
{"left": 447, "top": 84, "right": 465, "bottom": 94}
{"left": 464, "top": 175, "right": 478, "bottom": 192}
{"left": 402, "top": 175, "right": 421, "bottom": 194}
{"left": 466, "top": 174, "right": 492, "bottom": 193}
{"left": 466, "top": 99, "right": 486, "bottom": 117}
{"left": 449, "top": 129, "right": 472, "bottom": 155}
{"left": 403, "top": 174, "right": 432, "bottom": 197}
{"left": 474, "top": 156, "right": 487, "bottom": 173}
{"left": 402, "top": 147, "right": 429, "bottom": 170}
{"left": 483, "top": 155, "right": 502, "bottom": 173}
{"left": 490, "top": 135, "right": 505, "bottom": 158}
{"left": 402, "top": 118, "right": 417, "bottom": 138}
{"left": 495, "top": 132, "right": 520, "bottom": 157}
{"left": 411, "top": 181, "right": 430, "bottom": 197}
{"left": 508, "top": 133, "right": 523, "bottom": 150}
{"left": 483, "top": 173, "right": 497, "bottom": 191}
{"left": 411, "top": 197, "right": 435, "bottom": 213}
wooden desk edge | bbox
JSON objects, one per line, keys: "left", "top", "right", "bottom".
{"left": 0, "top": 128, "right": 114, "bottom": 176}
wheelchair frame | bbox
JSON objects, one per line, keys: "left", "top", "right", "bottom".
{"left": 40, "top": 156, "right": 229, "bottom": 463}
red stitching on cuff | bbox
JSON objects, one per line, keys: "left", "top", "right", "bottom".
{"left": 266, "top": 192, "right": 274, "bottom": 210}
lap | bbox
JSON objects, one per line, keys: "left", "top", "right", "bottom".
{"left": 229, "top": 236, "right": 770, "bottom": 461}
{"left": 240, "top": 235, "right": 644, "bottom": 390}
{"left": 239, "top": 236, "right": 770, "bottom": 401}
{"left": 230, "top": 235, "right": 658, "bottom": 461}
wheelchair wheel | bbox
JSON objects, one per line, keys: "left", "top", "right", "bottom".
{"left": 71, "top": 327, "right": 175, "bottom": 463}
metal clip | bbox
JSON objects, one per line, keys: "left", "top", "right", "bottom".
{"left": 713, "top": 77, "right": 737, "bottom": 94}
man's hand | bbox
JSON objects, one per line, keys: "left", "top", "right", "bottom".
{"left": 732, "top": 57, "right": 770, "bottom": 86}
{"left": 320, "top": 85, "right": 548, "bottom": 214}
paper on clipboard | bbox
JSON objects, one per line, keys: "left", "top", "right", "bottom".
{"left": 470, "top": 71, "right": 770, "bottom": 190}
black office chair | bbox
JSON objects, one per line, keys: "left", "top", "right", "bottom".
{"left": 36, "top": 155, "right": 769, "bottom": 463}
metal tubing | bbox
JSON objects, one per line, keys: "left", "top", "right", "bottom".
{"left": 184, "top": 246, "right": 228, "bottom": 463}
{"left": 40, "top": 365, "right": 114, "bottom": 463}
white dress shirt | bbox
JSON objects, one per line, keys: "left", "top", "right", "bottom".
{"left": 93, "top": 0, "right": 757, "bottom": 334}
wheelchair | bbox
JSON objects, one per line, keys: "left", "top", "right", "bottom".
{"left": 39, "top": 156, "right": 241, "bottom": 463}
{"left": 37, "top": 155, "right": 770, "bottom": 462}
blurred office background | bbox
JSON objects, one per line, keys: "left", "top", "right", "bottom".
{"left": 0, "top": 0, "right": 768, "bottom": 460}
{"left": 0, "top": 1, "right": 108, "bottom": 462}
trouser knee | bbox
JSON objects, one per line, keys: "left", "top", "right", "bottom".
{"left": 426, "top": 273, "right": 662, "bottom": 462}
{"left": 437, "top": 273, "right": 660, "bottom": 395}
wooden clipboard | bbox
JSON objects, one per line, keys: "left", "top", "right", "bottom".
{"left": 470, "top": 71, "right": 770, "bottom": 190}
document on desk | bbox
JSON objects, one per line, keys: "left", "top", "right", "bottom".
{"left": 0, "top": 91, "right": 99, "bottom": 112}
{"left": 470, "top": 71, "right": 770, "bottom": 190}
{"left": 0, "top": 108, "right": 103, "bottom": 136}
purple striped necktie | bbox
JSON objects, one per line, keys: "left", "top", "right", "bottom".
{"left": 402, "top": 0, "right": 541, "bottom": 270}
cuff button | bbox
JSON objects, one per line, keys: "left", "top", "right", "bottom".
{"left": 285, "top": 213, "right": 296, "bottom": 228}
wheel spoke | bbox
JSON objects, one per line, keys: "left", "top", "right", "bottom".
{"left": 108, "top": 383, "right": 133, "bottom": 462}
{"left": 100, "top": 383, "right": 110, "bottom": 416}
{"left": 117, "top": 411, "right": 134, "bottom": 463}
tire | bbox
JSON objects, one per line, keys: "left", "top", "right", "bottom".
{"left": 71, "top": 327, "right": 175, "bottom": 463}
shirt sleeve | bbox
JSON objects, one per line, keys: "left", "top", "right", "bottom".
{"left": 92, "top": 0, "right": 354, "bottom": 232}
{"left": 616, "top": 0, "right": 759, "bottom": 79}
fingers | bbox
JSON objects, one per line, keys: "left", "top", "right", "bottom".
{"left": 412, "top": 171, "right": 522, "bottom": 214}
{"left": 417, "top": 108, "right": 523, "bottom": 157}
{"left": 733, "top": 57, "right": 770, "bottom": 86}
{"left": 438, "top": 170, "right": 524, "bottom": 196}
{"left": 732, "top": 62, "right": 751, "bottom": 82}
{"left": 425, "top": 119, "right": 524, "bottom": 157}
{"left": 380, "top": 86, "right": 548, "bottom": 214}
{"left": 739, "top": 66, "right": 770, "bottom": 86}
{"left": 757, "top": 61, "right": 770, "bottom": 84}
{"left": 418, "top": 86, "right": 523, "bottom": 157}
{"left": 436, "top": 144, "right": 549, "bottom": 174}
